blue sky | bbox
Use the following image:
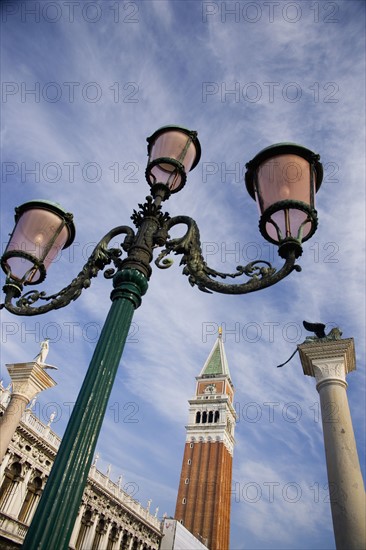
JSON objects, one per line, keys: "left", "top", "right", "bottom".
{"left": 0, "top": 1, "right": 365, "bottom": 549}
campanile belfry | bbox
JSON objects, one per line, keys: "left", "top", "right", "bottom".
{"left": 174, "top": 329, "right": 236, "bottom": 550}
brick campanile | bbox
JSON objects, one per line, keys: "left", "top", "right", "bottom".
{"left": 175, "top": 330, "right": 236, "bottom": 550}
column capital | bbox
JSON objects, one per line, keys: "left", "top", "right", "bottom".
{"left": 298, "top": 337, "right": 356, "bottom": 382}
{"left": 311, "top": 358, "right": 347, "bottom": 389}
{"left": 5, "top": 362, "right": 57, "bottom": 402}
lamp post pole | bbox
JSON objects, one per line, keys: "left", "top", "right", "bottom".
{"left": 23, "top": 268, "right": 147, "bottom": 549}
{"left": 0, "top": 126, "right": 324, "bottom": 550}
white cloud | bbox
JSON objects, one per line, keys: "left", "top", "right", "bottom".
{"left": 0, "top": 3, "right": 364, "bottom": 549}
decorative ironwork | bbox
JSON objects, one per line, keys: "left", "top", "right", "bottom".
{"left": 131, "top": 195, "right": 170, "bottom": 228}
{"left": 1, "top": 226, "right": 135, "bottom": 316}
{"left": 145, "top": 158, "right": 186, "bottom": 189}
{"left": 155, "top": 216, "right": 301, "bottom": 294}
{"left": 258, "top": 200, "right": 319, "bottom": 247}
{"left": 1, "top": 196, "right": 304, "bottom": 315}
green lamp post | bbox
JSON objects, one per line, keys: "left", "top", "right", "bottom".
{"left": 0, "top": 126, "right": 323, "bottom": 550}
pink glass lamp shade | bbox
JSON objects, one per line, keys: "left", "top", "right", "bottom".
{"left": 146, "top": 125, "right": 201, "bottom": 193}
{"left": 1, "top": 200, "right": 75, "bottom": 285}
{"left": 245, "top": 143, "right": 323, "bottom": 257}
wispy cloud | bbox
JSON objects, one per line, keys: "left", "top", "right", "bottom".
{"left": 0, "top": 2, "right": 364, "bottom": 549}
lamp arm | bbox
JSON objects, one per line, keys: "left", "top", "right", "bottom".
{"left": 155, "top": 216, "right": 301, "bottom": 295}
{"left": 0, "top": 226, "right": 135, "bottom": 316}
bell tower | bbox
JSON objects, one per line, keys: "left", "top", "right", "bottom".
{"left": 174, "top": 329, "right": 236, "bottom": 550}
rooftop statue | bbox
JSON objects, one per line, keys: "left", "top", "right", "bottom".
{"left": 33, "top": 338, "right": 58, "bottom": 370}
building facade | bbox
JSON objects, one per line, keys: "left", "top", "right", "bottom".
{"left": 0, "top": 383, "right": 162, "bottom": 550}
{"left": 174, "top": 331, "right": 236, "bottom": 550}
{"left": 160, "top": 519, "right": 207, "bottom": 549}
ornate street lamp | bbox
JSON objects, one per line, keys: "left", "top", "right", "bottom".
{"left": 245, "top": 143, "right": 323, "bottom": 259}
{"left": 0, "top": 126, "right": 323, "bottom": 550}
{"left": 145, "top": 125, "right": 201, "bottom": 193}
{"left": 1, "top": 200, "right": 75, "bottom": 289}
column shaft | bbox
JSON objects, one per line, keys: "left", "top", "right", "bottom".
{"left": 299, "top": 339, "right": 366, "bottom": 550}
{"left": 0, "top": 394, "right": 28, "bottom": 460}
{"left": 318, "top": 379, "right": 366, "bottom": 549}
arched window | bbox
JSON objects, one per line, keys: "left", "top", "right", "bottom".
{"left": 195, "top": 411, "right": 201, "bottom": 423}
{"left": 202, "top": 411, "right": 207, "bottom": 424}
{"left": 92, "top": 516, "right": 106, "bottom": 549}
{"left": 208, "top": 411, "right": 213, "bottom": 423}
{"left": 0, "top": 461, "right": 22, "bottom": 513}
{"left": 187, "top": 459, "right": 192, "bottom": 465}
{"left": 106, "top": 523, "right": 118, "bottom": 550}
{"left": 18, "top": 476, "right": 42, "bottom": 524}
{"left": 75, "top": 508, "right": 93, "bottom": 550}
{"left": 214, "top": 410, "right": 220, "bottom": 423}
{"left": 121, "top": 532, "right": 129, "bottom": 550}
{"left": 182, "top": 498, "right": 186, "bottom": 504}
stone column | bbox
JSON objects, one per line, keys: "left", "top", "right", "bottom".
{"left": 0, "top": 452, "right": 12, "bottom": 484}
{"left": 299, "top": 338, "right": 366, "bottom": 550}
{"left": 9, "top": 462, "right": 33, "bottom": 518}
{"left": 115, "top": 528, "right": 124, "bottom": 550}
{"left": 100, "top": 521, "right": 112, "bottom": 549}
{"left": 0, "top": 362, "right": 56, "bottom": 463}
{"left": 69, "top": 502, "right": 86, "bottom": 549}
{"left": 82, "top": 510, "right": 98, "bottom": 550}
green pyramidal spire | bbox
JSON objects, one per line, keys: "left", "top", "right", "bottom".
{"left": 199, "top": 327, "right": 232, "bottom": 380}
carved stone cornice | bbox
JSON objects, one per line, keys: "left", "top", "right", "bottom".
{"left": 12, "top": 424, "right": 57, "bottom": 460}
{"left": 5, "top": 362, "right": 56, "bottom": 402}
{"left": 298, "top": 338, "right": 356, "bottom": 380}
